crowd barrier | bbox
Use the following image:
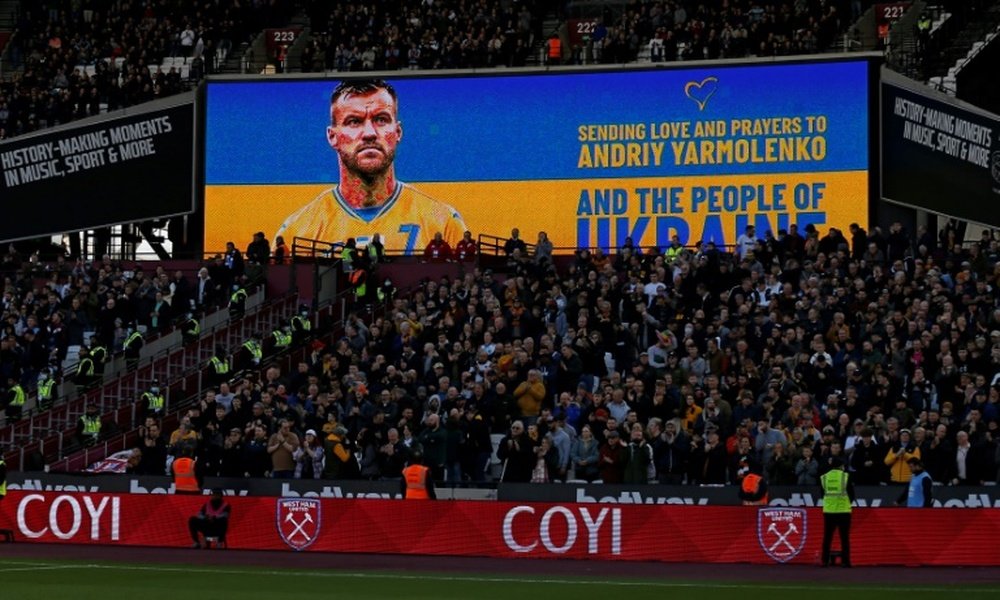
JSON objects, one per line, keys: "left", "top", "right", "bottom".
{"left": 1, "top": 490, "right": 997, "bottom": 566}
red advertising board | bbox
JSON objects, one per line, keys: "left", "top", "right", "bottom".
{"left": 1, "top": 491, "right": 996, "bottom": 566}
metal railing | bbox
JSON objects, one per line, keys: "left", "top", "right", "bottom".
{"left": 3, "top": 292, "right": 301, "bottom": 470}
{"left": 48, "top": 287, "right": 394, "bottom": 473}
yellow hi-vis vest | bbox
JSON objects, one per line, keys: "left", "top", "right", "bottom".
{"left": 821, "top": 469, "right": 852, "bottom": 513}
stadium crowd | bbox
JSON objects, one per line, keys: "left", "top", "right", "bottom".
{"left": 0, "top": 243, "right": 249, "bottom": 424}
{"left": 128, "top": 220, "right": 1000, "bottom": 490}
{"left": 584, "top": 0, "right": 858, "bottom": 64}
{"left": 300, "top": 0, "right": 543, "bottom": 71}
{"left": 0, "top": 0, "right": 294, "bottom": 139}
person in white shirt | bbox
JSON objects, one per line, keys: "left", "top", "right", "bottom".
{"left": 953, "top": 430, "right": 971, "bottom": 484}
{"left": 642, "top": 272, "right": 665, "bottom": 306}
{"left": 735, "top": 225, "right": 757, "bottom": 258}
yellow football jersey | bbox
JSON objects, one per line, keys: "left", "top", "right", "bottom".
{"left": 275, "top": 182, "right": 466, "bottom": 254}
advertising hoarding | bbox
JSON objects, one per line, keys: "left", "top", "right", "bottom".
{"left": 3, "top": 491, "right": 996, "bottom": 566}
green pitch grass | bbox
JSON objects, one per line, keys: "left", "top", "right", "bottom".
{"left": 0, "top": 558, "right": 997, "bottom": 600}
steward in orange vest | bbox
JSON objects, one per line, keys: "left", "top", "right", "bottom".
{"left": 401, "top": 450, "right": 436, "bottom": 500}
{"left": 738, "top": 469, "right": 769, "bottom": 505}
{"left": 173, "top": 449, "right": 201, "bottom": 494}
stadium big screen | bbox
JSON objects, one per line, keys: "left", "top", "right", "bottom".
{"left": 0, "top": 96, "right": 195, "bottom": 242}
{"left": 203, "top": 58, "right": 872, "bottom": 254}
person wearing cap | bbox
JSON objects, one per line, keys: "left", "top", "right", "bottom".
{"left": 401, "top": 448, "right": 436, "bottom": 499}
{"left": 897, "top": 457, "right": 933, "bottom": 507}
{"left": 819, "top": 457, "right": 855, "bottom": 567}
{"left": 293, "top": 429, "right": 324, "bottom": 479}
{"left": 884, "top": 428, "right": 919, "bottom": 484}
{"left": 323, "top": 425, "right": 360, "bottom": 479}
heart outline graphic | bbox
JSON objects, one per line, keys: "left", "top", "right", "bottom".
{"left": 684, "top": 77, "right": 719, "bottom": 111}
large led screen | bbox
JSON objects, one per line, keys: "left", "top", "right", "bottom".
{"left": 204, "top": 60, "right": 870, "bottom": 254}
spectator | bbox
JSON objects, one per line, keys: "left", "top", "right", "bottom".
{"left": 455, "top": 231, "right": 478, "bottom": 262}
{"left": 267, "top": 419, "right": 300, "bottom": 479}
{"left": 423, "top": 232, "right": 452, "bottom": 262}
{"left": 498, "top": 420, "right": 534, "bottom": 482}
{"left": 571, "top": 424, "right": 600, "bottom": 481}
{"left": 599, "top": 429, "right": 627, "bottom": 483}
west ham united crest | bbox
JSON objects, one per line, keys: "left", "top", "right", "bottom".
{"left": 277, "top": 498, "right": 321, "bottom": 551}
{"left": 757, "top": 508, "right": 807, "bottom": 563}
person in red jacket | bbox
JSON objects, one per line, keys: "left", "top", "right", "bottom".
{"left": 423, "top": 232, "right": 452, "bottom": 262}
{"left": 454, "top": 230, "right": 478, "bottom": 262}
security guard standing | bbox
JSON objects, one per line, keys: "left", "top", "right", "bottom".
{"left": 78, "top": 404, "right": 103, "bottom": 447}
{"left": 340, "top": 238, "right": 358, "bottom": 273}
{"left": 123, "top": 324, "right": 144, "bottom": 371}
{"left": 228, "top": 285, "right": 248, "bottom": 320}
{"left": 208, "top": 345, "right": 231, "bottom": 387}
{"left": 377, "top": 278, "right": 396, "bottom": 306}
{"left": 142, "top": 380, "right": 166, "bottom": 417}
{"left": 290, "top": 305, "right": 312, "bottom": 345}
{"left": 239, "top": 333, "right": 263, "bottom": 371}
{"left": 916, "top": 12, "right": 932, "bottom": 52}
{"left": 180, "top": 312, "right": 201, "bottom": 345}
{"left": 819, "top": 457, "right": 855, "bottom": 567}
{"left": 270, "top": 321, "right": 292, "bottom": 352}
{"left": 173, "top": 447, "right": 200, "bottom": 494}
{"left": 88, "top": 337, "right": 108, "bottom": 376}
{"left": 401, "top": 450, "right": 436, "bottom": 500}
{"left": 898, "top": 457, "right": 933, "bottom": 508}
{"left": 4, "top": 376, "right": 25, "bottom": 422}
{"left": 366, "top": 233, "right": 385, "bottom": 266}
{"left": 36, "top": 368, "right": 57, "bottom": 411}
{"left": 74, "top": 347, "right": 99, "bottom": 391}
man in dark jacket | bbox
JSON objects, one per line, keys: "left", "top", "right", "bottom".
{"left": 849, "top": 428, "right": 883, "bottom": 485}
{"left": 653, "top": 419, "right": 689, "bottom": 484}
{"left": 497, "top": 420, "right": 534, "bottom": 482}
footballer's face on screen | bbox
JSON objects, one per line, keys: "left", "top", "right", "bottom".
{"left": 328, "top": 88, "right": 402, "bottom": 178}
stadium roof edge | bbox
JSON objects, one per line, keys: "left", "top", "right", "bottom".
{"left": 206, "top": 51, "right": 884, "bottom": 83}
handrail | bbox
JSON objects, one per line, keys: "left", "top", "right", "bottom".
{"left": 2, "top": 292, "right": 302, "bottom": 469}
{"left": 1, "top": 287, "right": 259, "bottom": 441}
{"left": 475, "top": 233, "right": 738, "bottom": 259}
{"left": 50, "top": 287, "right": 393, "bottom": 473}
{"left": 37, "top": 292, "right": 303, "bottom": 472}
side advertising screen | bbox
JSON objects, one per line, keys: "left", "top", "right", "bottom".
{"left": 3, "top": 492, "right": 998, "bottom": 566}
{"left": 0, "top": 98, "right": 195, "bottom": 242}
{"left": 204, "top": 59, "right": 870, "bottom": 254}
{"left": 882, "top": 69, "right": 1000, "bottom": 225}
